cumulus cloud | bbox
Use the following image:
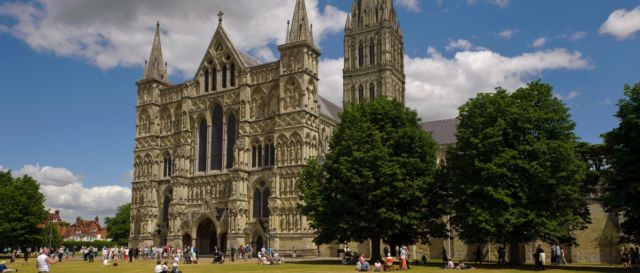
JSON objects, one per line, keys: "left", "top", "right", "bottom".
{"left": 0, "top": 0, "right": 347, "bottom": 78}
{"left": 569, "top": 31, "right": 587, "bottom": 42}
{"left": 318, "top": 58, "right": 345, "bottom": 105}
{"left": 15, "top": 164, "right": 131, "bottom": 223}
{"left": 555, "top": 90, "right": 580, "bottom": 101}
{"left": 497, "top": 29, "right": 516, "bottom": 39}
{"left": 600, "top": 5, "right": 640, "bottom": 40}
{"left": 532, "top": 37, "right": 547, "bottom": 47}
{"left": 395, "top": 0, "right": 421, "bottom": 12}
{"left": 446, "top": 39, "right": 474, "bottom": 51}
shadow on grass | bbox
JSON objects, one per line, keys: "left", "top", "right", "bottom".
{"left": 289, "top": 260, "right": 629, "bottom": 272}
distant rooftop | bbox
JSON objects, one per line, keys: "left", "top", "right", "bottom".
{"left": 420, "top": 118, "right": 459, "bottom": 145}
{"left": 238, "top": 50, "right": 263, "bottom": 67}
{"left": 318, "top": 96, "right": 341, "bottom": 121}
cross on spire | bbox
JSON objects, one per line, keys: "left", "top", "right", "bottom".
{"left": 218, "top": 11, "right": 224, "bottom": 24}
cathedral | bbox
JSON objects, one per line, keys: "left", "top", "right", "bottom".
{"left": 130, "top": 0, "right": 620, "bottom": 263}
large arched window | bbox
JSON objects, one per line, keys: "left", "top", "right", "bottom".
{"left": 358, "top": 85, "right": 364, "bottom": 103}
{"left": 212, "top": 67, "right": 217, "bottom": 91}
{"left": 230, "top": 63, "right": 236, "bottom": 87}
{"left": 369, "top": 83, "right": 375, "bottom": 100}
{"left": 252, "top": 181, "right": 270, "bottom": 219}
{"left": 225, "top": 113, "right": 237, "bottom": 169}
{"left": 204, "top": 69, "right": 209, "bottom": 92}
{"left": 358, "top": 41, "right": 364, "bottom": 68}
{"left": 222, "top": 65, "right": 227, "bottom": 89}
{"left": 211, "top": 105, "right": 224, "bottom": 170}
{"left": 198, "top": 120, "right": 208, "bottom": 172}
{"left": 163, "top": 154, "right": 174, "bottom": 177}
{"left": 369, "top": 42, "right": 375, "bottom": 65}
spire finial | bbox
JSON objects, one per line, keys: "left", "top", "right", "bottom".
{"left": 218, "top": 11, "right": 224, "bottom": 24}
{"left": 156, "top": 21, "right": 160, "bottom": 29}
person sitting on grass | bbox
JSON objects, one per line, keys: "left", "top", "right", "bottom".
{"left": 161, "top": 261, "right": 169, "bottom": 273}
{"left": 154, "top": 260, "right": 163, "bottom": 273}
{"left": 0, "top": 261, "right": 17, "bottom": 272}
{"left": 455, "top": 261, "right": 475, "bottom": 270}
{"left": 373, "top": 260, "right": 382, "bottom": 272}
{"left": 444, "top": 260, "right": 455, "bottom": 269}
{"left": 384, "top": 254, "right": 395, "bottom": 271}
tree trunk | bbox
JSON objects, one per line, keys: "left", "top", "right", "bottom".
{"left": 370, "top": 236, "right": 382, "bottom": 262}
{"left": 508, "top": 241, "right": 523, "bottom": 265}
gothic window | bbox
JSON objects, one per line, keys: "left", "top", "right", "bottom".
{"left": 211, "top": 105, "right": 223, "bottom": 170}
{"left": 270, "top": 143, "right": 275, "bottom": 166}
{"left": 257, "top": 144, "right": 263, "bottom": 167}
{"left": 198, "top": 120, "right": 208, "bottom": 172}
{"left": 358, "top": 41, "right": 364, "bottom": 68}
{"left": 212, "top": 67, "right": 217, "bottom": 91}
{"left": 369, "top": 42, "right": 375, "bottom": 65}
{"left": 222, "top": 65, "right": 227, "bottom": 89}
{"left": 163, "top": 154, "right": 174, "bottom": 177}
{"left": 358, "top": 85, "right": 364, "bottom": 103}
{"left": 225, "top": 113, "right": 237, "bottom": 169}
{"left": 204, "top": 69, "right": 209, "bottom": 92}
{"left": 351, "top": 86, "right": 357, "bottom": 103}
{"left": 369, "top": 83, "right": 375, "bottom": 99}
{"left": 230, "top": 63, "right": 236, "bottom": 87}
{"left": 263, "top": 143, "right": 270, "bottom": 166}
{"left": 252, "top": 145, "right": 257, "bottom": 168}
{"left": 252, "top": 182, "right": 270, "bottom": 219}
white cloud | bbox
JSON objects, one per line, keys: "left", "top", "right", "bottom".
{"left": 467, "top": 0, "right": 509, "bottom": 8}
{"left": 569, "top": 31, "right": 587, "bottom": 42}
{"left": 532, "top": 37, "right": 547, "bottom": 47}
{"left": 403, "top": 48, "right": 590, "bottom": 120}
{"left": 395, "top": 0, "right": 421, "bottom": 12}
{"left": 0, "top": 0, "right": 347, "bottom": 79}
{"left": 555, "top": 90, "right": 580, "bottom": 101}
{"left": 446, "top": 39, "right": 474, "bottom": 51}
{"left": 317, "top": 47, "right": 590, "bottom": 122}
{"left": 0, "top": 165, "right": 7, "bottom": 172}
{"left": 600, "top": 5, "right": 640, "bottom": 40}
{"left": 17, "top": 164, "right": 82, "bottom": 186}
{"left": 498, "top": 29, "right": 516, "bottom": 39}
{"left": 318, "top": 58, "right": 345, "bottom": 105}
{"left": 14, "top": 164, "right": 131, "bottom": 223}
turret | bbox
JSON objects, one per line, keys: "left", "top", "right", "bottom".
{"left": 142, "top": 22, "right": 168, "bottom": 82}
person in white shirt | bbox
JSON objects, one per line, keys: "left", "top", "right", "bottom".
{"left": 154, "top": 260, "right": 163, "bottom": 273}
{"left": 172, "top": 255, "right": 180, "bottom": 273}
{"left": 37, "top": 248, "right": 56, "bottom": 273}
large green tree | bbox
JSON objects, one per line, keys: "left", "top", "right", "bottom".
{"left": 602, "top": 82, "right": 640, "bottom": 244}
{"left": 105, "top": 203, "right": 131, "bottom": 246}
{"left": 299, "top": 98, "right": 448, "bottom": 262}
{"left": 0, "top": 171, "right": 48, "bottom": 248}
{"left": 445, "top": 81, "right": 589, "bottom": 263}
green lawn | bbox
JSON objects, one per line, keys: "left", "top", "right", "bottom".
{"left": 2, "top": 258, "right": 629, "bottom": 273}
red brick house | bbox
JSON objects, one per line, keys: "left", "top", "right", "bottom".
{"left": 45, "top": 210, "right": 108, "bottom": 241}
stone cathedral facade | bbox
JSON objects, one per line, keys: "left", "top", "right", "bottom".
{"left": 129, "top": 0, "right": 406, "bottom": 255}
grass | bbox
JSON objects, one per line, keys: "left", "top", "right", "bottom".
{"left": 2, "top": 257, "right": 629, "bottom": 273}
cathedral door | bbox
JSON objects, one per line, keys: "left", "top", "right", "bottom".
{"left": 255, "top": 236, "right": 264, "bottom": 255}
{"left": 196, "top": 218, "right": 217, "bottom": 255}
{"left": 182, "top": 233, "right": 192, "bottom": 248}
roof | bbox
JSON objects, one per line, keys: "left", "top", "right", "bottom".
{"left": 419, "top": 118, "right": 459, "bottom": 145}
{"left": 318, "top": 96, "right": 342, "bottom": 121}
{"left": 238, "top": 51, "right": 263, "bottom": 67}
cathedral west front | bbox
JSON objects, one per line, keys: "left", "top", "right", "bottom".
{"left": 129, "top": 0, "right": 404, "bottom": 256}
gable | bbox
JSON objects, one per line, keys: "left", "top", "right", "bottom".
{"left": 193, "top": 25, "right": 262, "bottom": 80}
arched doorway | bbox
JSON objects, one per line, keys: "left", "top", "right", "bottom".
{"left": 196, "top": 218, "right": 217, "bottom": 255}
{"left": 255, "top": 236, "right": 264, "bottom": 255}
{"left": 159, "top": 187, "right": 173, "bottom": 246}
{"left": 182, "top": 233, "right": 192, "bottom": 248}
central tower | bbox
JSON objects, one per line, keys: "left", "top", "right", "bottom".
{"left": 343, "top": 0, "right": 405, "bottom": 105}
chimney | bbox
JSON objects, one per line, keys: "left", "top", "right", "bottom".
{"left": 95, "top": 216, "right": 99, "bottom": 222}
{"left": 55, "top": 210, "right": 60, "bottom": 216}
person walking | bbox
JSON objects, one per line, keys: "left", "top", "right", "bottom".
{"left": 37, "top": 247, "right": 56, "bottom": 273}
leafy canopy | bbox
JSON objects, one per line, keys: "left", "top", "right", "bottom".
{"left": 299, "top": 98, "right": 448, "bottom": 260}
{"left": 105, "top": 203, "right": 131, "bottom": 246}
{"left": 602, "top": 82, "right": 640, "bottom": 244}
{"left": 0, "top": 171, "right": 48, "bottom": 248}
{"left": 445, "top": 81, "right": 589, "bottom": 247}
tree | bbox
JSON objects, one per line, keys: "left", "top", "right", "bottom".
{"left": 0, "top": 171, "right": 48, "bottom": 248}
{"left": 445, "top": 81, "right": 589, "bottom": 263}
{"left": 299, "top": 98, "right": 448, "bottom": 262}
{"left": 42, "top": 222, "right": 63, "bottom": 248}
{"left": 105, "top": 203, "right": 131, "bottom": 246}
{"left": 602, "top": 82, "right": 640, "bottom": 244}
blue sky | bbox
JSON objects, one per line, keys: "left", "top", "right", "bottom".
{"left": 0, "top": 0, "right": 639, "bottom": 221}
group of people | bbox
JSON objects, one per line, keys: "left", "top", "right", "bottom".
{"left": 257, "top": 246, "right": 283, "bottom": 265}
{"left": 444, "top": 260, "right": 476, "bottom": 270}
{"left": 621, "top": 247, "right": 640, "bottom": 269}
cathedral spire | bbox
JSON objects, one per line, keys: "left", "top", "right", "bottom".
{"left": 286, "top": 0, "right": 314, "bottom": 45}
{"left": 143, "top": 21, "right": 168, "bottom": 81}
